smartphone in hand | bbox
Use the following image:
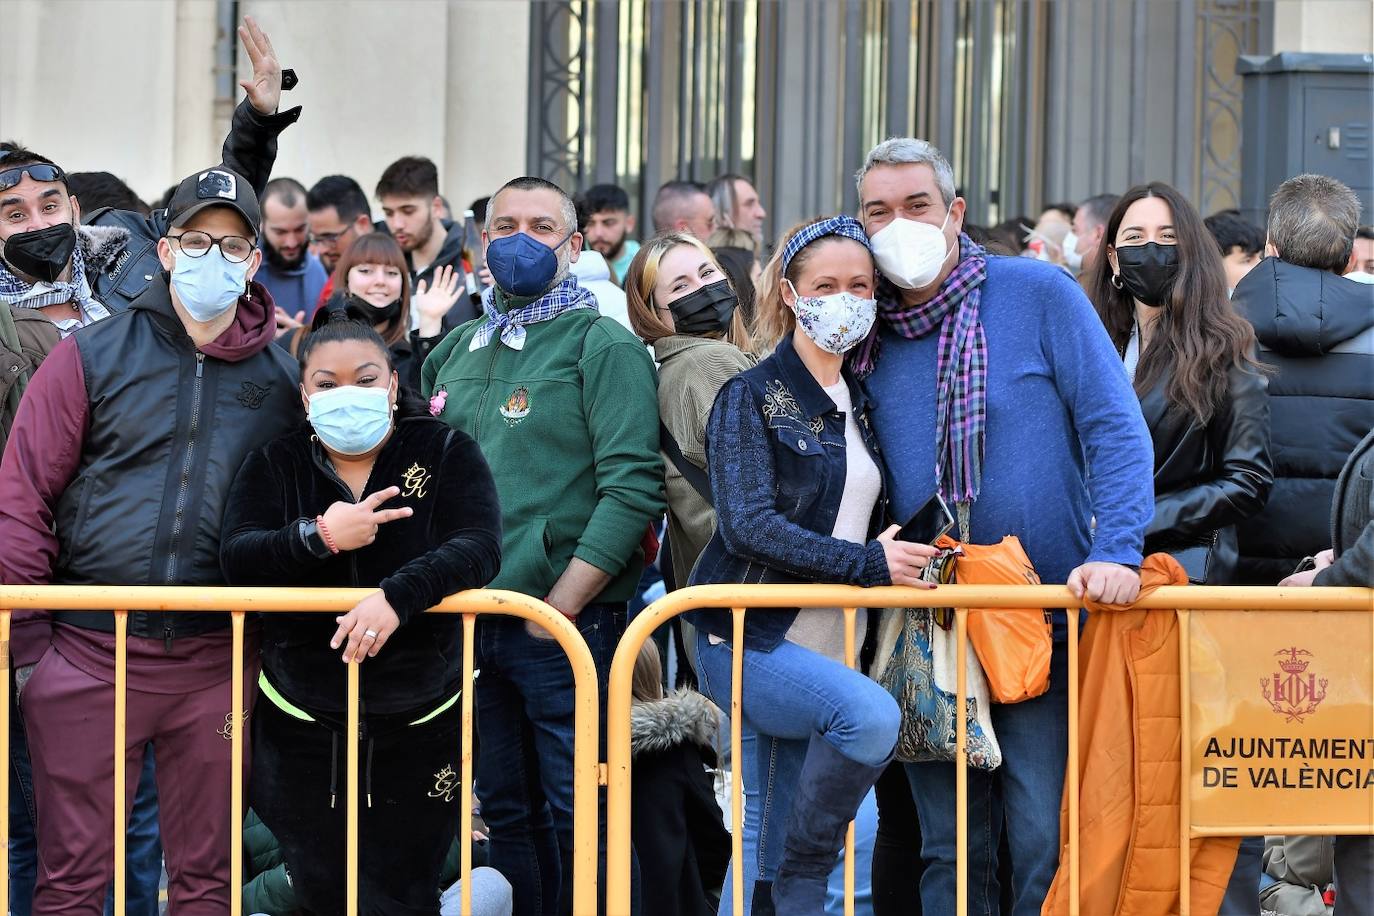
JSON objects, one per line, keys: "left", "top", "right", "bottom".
{"left": 896, "top": 492, "right": 955, "bottom": 544}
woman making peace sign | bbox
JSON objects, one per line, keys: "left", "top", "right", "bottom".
{"left": 221, "top": 314, "right": 503, "bottom": 914}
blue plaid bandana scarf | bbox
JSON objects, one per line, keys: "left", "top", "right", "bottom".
{"left": 0, "top": 238, "right": 105, "bottom": 319}
{"left": 781, "top": 215, "right": 873, "bottom": 271}
{"left": 852, "top": 233, "right": 988, "bottom": 505}
{"left": 469, "top": 276, "right": 599, "bottom": 352}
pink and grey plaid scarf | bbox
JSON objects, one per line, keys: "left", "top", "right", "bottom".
{"left": 852, "top": 233, "right": 988, "bottom": 504}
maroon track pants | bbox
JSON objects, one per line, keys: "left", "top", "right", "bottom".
{"left": 21, "top": 642, "right": 257, "bottom": 915}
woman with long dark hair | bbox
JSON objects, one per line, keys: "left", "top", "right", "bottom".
{"left": 1087, "top": 181, "right": 1272, "bottom": 583}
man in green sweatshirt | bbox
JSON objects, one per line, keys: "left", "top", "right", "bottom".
{"left": 422, "top": 175, "right": 664, "bottom": 916}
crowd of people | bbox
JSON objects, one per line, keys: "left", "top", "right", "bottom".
{"left": 0, "top": 16, "right": 1370, "bottom": 916}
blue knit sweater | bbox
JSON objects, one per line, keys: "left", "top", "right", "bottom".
{"left": 864, "top": 256, "right": 1153, "bottom": 586}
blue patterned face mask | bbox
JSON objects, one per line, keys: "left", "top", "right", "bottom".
{"left": 787, "top": 280, "right": 877, "bottom": 355}
{"left": 307, "top": 383, "right": 394, "bottom": 456}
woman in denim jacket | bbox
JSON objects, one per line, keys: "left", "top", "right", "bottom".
{"left": 689, "top": 216, "right": 937, "bottom": 915}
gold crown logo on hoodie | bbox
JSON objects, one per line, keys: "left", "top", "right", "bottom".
{"left": 402, "top": 462, "right": 430, "bottom": 499}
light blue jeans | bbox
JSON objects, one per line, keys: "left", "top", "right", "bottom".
{"left": 696, "top": 632, "right": 897, "bottom": 910}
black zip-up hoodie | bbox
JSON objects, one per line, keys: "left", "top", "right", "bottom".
{"left": 220, "top": 416, "right": 502, "bottom": 716}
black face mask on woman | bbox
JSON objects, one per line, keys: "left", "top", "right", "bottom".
{"left": 1114, "top": 242, "right": 1179, "bottom": 308}
{"left": 665, "top": 279, "right": 737, "bottom": 336}
{"left": 2, "top": 222, "right": 77, "bottom": 284}
{"left": 365, "top": 296, "right": 403, "bottom": 324}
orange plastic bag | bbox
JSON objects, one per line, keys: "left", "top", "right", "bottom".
{"left": 934, "top": 533, "right": 1051, "bottom": 704}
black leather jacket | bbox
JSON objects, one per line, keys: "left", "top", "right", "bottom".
{"left": 80, "top": 99, "right": 301, "bottom": 313}
{"left": 1140, "top": 363, "right": 1273, "bottom": 583}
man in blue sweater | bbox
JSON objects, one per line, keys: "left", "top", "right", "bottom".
{"left": 854, "top": 138, "right": 1154, "bottom": 915}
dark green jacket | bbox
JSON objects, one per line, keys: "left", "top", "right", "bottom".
{"left": 422, "top": 300, "right": 664, "bottom": 603}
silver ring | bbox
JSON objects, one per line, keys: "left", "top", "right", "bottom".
{"left": 363, "top": 629, "right": 379, "bottom": 639}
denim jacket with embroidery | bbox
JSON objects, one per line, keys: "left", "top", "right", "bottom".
{"left": 687, "top": 334, "right": 891, "bottom": 651}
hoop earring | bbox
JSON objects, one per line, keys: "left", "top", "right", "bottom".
{"left": 1110, "top": 274, "right": 1124, "bottom": 290}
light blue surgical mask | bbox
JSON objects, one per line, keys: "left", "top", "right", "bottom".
{"left": 307, "top": 383, "right": 394, "bottom": 456}
{"left": 170, "top": 247, "right": 249, "bottom": 323}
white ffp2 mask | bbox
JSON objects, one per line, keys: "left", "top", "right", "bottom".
{"left": 870, "top": 211, "right": 954, "bottom": 290}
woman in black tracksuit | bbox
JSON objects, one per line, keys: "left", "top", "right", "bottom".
{"left": 221, "top": 315, "right": 502, "bottom": 915}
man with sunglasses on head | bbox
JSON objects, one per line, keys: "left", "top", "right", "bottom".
{"left": 0, "top": 164, "right": 299, "bottom": 915}
{"left": 0, "top": 145, "right": 114, "bottom": 338}
{"left": 0, "top": 140, "right": 168, "bottom": 916}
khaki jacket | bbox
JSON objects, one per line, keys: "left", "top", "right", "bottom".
{"left": 0, "top": 305, "right": 59, "bottom": 454}
{"left": 653, "top": 334, "right": 754, "bottom": 589}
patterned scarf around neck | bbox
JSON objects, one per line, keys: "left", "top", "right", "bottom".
{"left": 468, "top": 276, "right": 598, "bottom": 352}
{"left": 852, "top": 233, "right": 989, "bottom": 504}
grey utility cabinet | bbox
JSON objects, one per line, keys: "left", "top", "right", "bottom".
{"left": 1238, "top": 52, "right": 1374, "bottom": 228}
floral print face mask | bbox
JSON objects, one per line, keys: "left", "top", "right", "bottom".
{"left": 787, "top": 280, "right": 878, "bottom": 355}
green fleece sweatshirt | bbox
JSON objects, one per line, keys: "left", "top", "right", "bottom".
{"left": 422, "top": 303, "right": 664, "bottom": 603}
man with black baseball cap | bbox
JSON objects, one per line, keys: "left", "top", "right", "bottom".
{"left": 0, "top": 161, "right": 299, "bottom": 915}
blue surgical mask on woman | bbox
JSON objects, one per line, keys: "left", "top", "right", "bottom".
{"left": 307, "top": 383, "right": 394, "bottom": 456}
{"left": 485, "top": 231, "right": 573, "bottom": 298}
{"left": 786, "top": 280, "right": 878, "bottom": 355}
{"left": 170, "top": 247, "right": 249, "bottom": 322}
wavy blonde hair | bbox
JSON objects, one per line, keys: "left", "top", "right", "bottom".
{"left": 624, "top": 232, "right": 753, "bottom": 351}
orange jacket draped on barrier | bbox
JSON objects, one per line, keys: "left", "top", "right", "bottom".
{"left": 1042, "top": 554, "right": 1240, "bottom": 916}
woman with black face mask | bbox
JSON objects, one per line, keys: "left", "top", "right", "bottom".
{"left": 1088, "top": 182, "right": 1273, "bottom": 584}
{"left": 289, "top": 232, "right": 462, "bottom": 393}
{"left": 625, "top": 233, "right": 756, "bottom": 596}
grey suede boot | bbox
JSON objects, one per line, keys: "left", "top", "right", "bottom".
{"left": 771, "top": 734, "right": 892, "bottom": 915}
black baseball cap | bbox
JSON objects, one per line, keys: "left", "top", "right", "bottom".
{"left": 165, "top": 165, "right": 260, "bottom": 238}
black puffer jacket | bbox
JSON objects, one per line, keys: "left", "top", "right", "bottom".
{"left": 220, "top": 417, "right": 502, "bottom": 716}
{"left": 1233, "top": 258, "right": 1374, "bottom": 584}
{"left": 0, "top": 277, "right": 299, "bottom": 666}
{"left": 1139, "top": 364, "right": 1273, "bottom": 583}
{"left": 81, "top": 99, "right": 301, "bottom": 313}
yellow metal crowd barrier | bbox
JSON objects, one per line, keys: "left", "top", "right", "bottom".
{"left": 0, "top": 583, "right": 1368, "bottom": 916}
{"left": 604, "top": 583, "right": 1373, "bottom": 916}
{"left": 0, "top": 586, "right": 601, "bottom": 916}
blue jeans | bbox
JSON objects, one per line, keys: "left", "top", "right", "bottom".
{"left": 474, "top": 603, "right": 625, "bottom": 916}
{"left": 10, "top": 706, "right": 162, "bottom": 916}
{"left": 904, "top": 631, "right": 1070, "bottom": 916}
{"left": 1335, "top": 836, "right": 1374, "bottom": 916}
{"left": 697, "top": 632, "right": 898, "bottom": 899}
{"left": 1219, "top": 835, "right": 1263, "bottom": 915}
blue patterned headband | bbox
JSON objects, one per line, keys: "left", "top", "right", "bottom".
{"left": 781, "top": 215, "right": 873, "bottom": 273}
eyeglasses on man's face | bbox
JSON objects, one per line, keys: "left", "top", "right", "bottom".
{"left": 168, "top": 230, "right": 256, "bottom": 264}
